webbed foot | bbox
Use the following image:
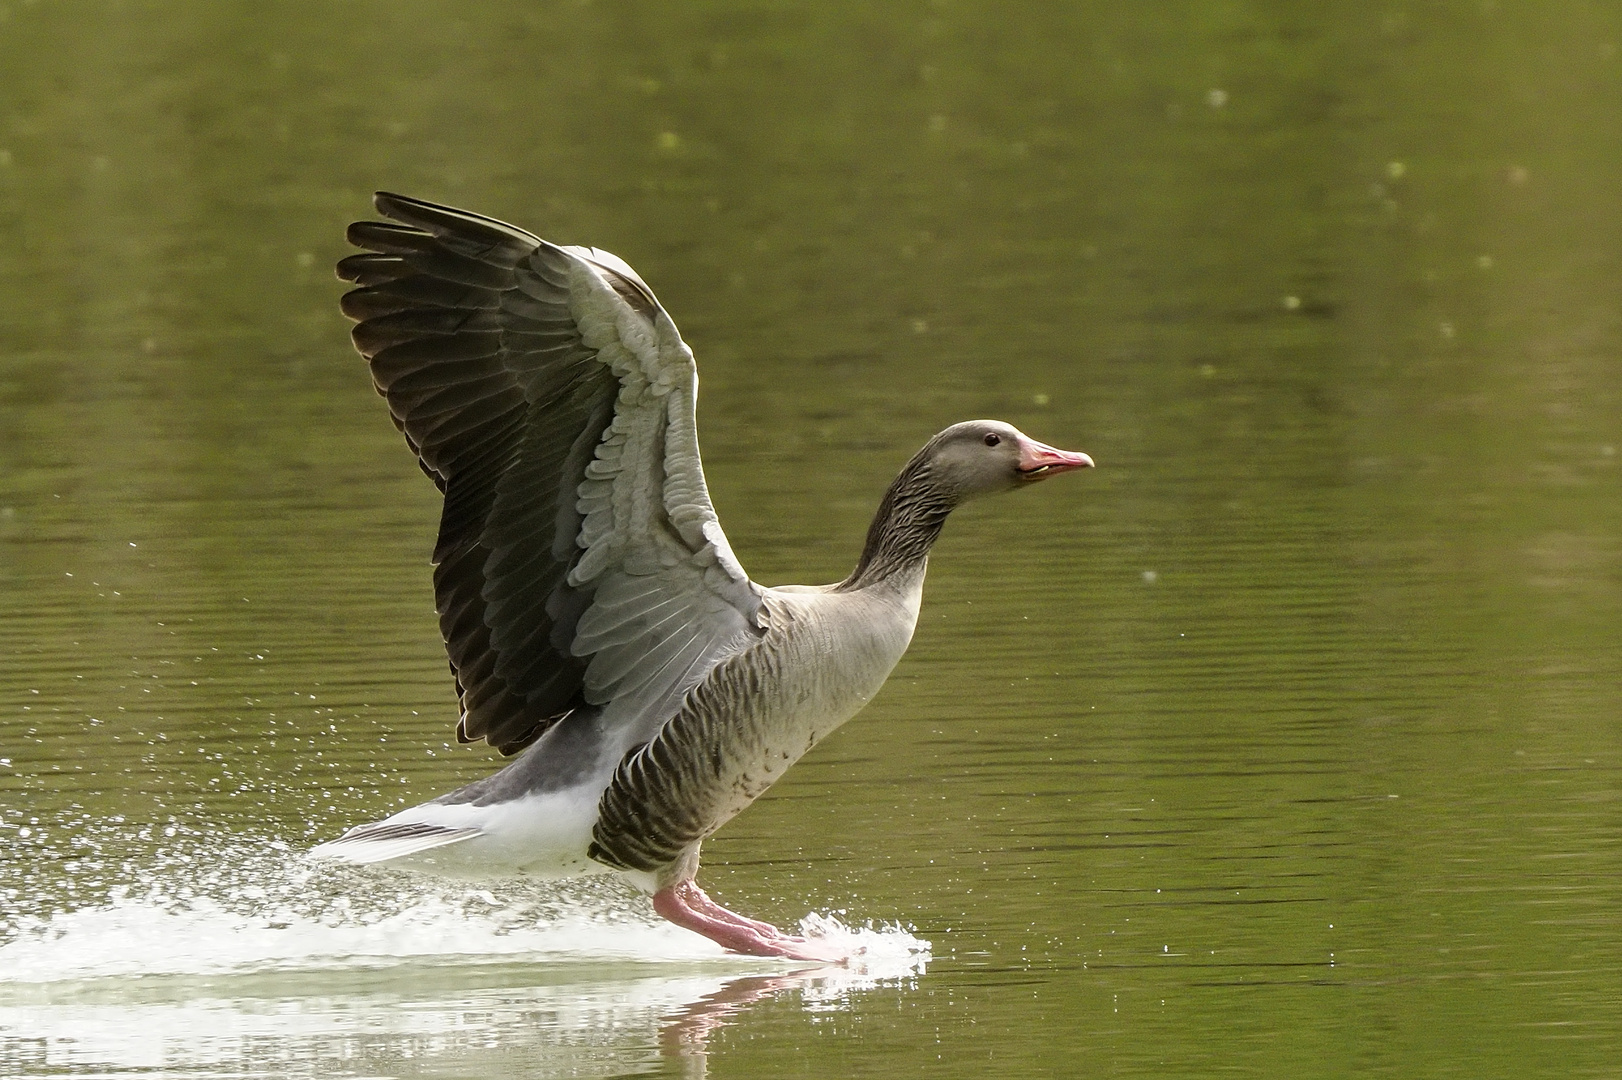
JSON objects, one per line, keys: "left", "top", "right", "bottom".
{"left": 653, "top": 880, "right": 855, "bottom": 964}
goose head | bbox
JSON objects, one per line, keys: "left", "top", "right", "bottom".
{"left": 921, "top": 420, "right": 1094, "bottom": 503}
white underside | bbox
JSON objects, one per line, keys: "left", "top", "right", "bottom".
{"left": 307, "top": 783, "right": 644, "bottom": 884}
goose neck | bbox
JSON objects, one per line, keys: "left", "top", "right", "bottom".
{"left": 837, "top": 459, "right": 955, "bottom": 592}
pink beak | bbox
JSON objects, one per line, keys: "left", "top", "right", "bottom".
{"left": 1015, "top": 436, "right": 1095, "bottom": 480}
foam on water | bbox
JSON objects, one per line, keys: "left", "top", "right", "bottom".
{"left": 0, "top": 827, "right": 929, "bottom": 1075}
{"left": 0, "top": 890, "right": 716, "bottom": 982}
{"left": 0, "top": 832, "right": 929, "bottom": 984}
{"left": 0, "top": 886, "right": 929, "bottom": 985}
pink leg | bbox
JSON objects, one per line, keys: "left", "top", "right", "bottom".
{"left": 652, "top": 880, "right": 849, "bottom": 963}
{"left": 682, "top": 887, "right": 782, "bottom": 937}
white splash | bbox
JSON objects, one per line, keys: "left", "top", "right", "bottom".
{"left": 0, "top": 891, "right": 720, "bottom": 983}
{"left": 0, "top": 874, "right": 928, "bottom": 984}
{"left": 0, "top": 832, "right": 929, "bottom": 1077}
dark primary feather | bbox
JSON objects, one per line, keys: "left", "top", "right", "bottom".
{"left": 338, "top": 192, "right": 618, "bottom": 755}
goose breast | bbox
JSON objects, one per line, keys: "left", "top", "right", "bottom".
{"left": 588, "top": 565, "right": 925, "bottom": 878}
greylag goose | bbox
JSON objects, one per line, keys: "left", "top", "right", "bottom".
{"left": 311, "top": 193, "right": 1094, "bottom": 961}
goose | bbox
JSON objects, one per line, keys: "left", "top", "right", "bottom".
{"left": 310, "top": 193, "right": 1094, "bottom": 961}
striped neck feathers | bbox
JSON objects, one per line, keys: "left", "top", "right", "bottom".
{"left": 838, "top": 451, "right": 958, "bottom": 591}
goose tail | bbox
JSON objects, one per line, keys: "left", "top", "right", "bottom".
{"left": 307, "top": 819, "right": 482, "bottom": 864}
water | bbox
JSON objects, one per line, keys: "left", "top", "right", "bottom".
{"left": 0, "top": 831, "right": 924, "bottom": 1078}
{"left": 2, "top": 1, "right": 1619, "bottom": 1077}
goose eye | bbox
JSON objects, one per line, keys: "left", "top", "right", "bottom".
{"left": 983, "top": 433, "right": 1001, "bottom": 447}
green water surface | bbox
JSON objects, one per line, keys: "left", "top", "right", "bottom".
{"left": 2, "top": 2, "right": 1619, "bottom": 1077}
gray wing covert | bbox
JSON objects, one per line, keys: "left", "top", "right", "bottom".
{"left": 338, "top": 192, "right": 762, "bottom": 756}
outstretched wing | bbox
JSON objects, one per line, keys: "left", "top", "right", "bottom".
{"left": 338, "top": 192, "right": 762, "bottom": 755}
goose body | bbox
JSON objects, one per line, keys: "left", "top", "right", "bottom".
{"left": 311, "top": 193, "right": 1092, "bottom": 959}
